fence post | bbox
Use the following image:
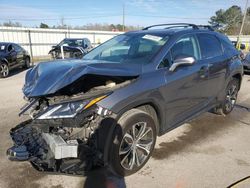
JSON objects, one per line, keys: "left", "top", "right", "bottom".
{"left": 61, "top": 45, "right": 65, "bottom": 59}
{"left": 93, "top": 32, "right": 96, "bottom": 47}
{"left": 28, "top": 30, "right": 34, "bottom": 65}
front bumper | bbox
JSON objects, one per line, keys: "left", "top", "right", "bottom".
{"left": 6, "top": 119, "right": 104, "bottom": 176}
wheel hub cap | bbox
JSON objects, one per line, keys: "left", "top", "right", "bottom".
{"left": 119, "top": 122, "right": 153, "bottom": 170}
{"left": 0, "top": 64, "right": 9, "bottom": 77}
{"left": 225, "top": 84, "right": 237, "bottom": 112}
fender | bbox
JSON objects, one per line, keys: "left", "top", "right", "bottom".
{"left": 217, "top": 56, "right": 243, "bottom": 102}
{"left": 0, "top": 58, "right": 9, "bottom": 65}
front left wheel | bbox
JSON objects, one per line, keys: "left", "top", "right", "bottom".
{"left": 0, "top": 63, "right": 9, "bottom": 78}
{"left": 110, "top": 109, "right": 157, "bottom": 176}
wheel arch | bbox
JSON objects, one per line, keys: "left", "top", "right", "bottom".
{"left": 0, "top": 58, "right": 9, "bottom": 65}
{"left": 115, "top": 99, "right": 164, "bottom": 136}
{"left": 103, "top": 100, "right": 164, "bottom": 165}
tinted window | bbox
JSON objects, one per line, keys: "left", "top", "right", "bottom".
{"left": 197, "top": 34, "right": 223, "bottom": 59}
{"left": 171, "top": 35, "right": 200, "bottom": 60}
{"left": 13, "top": 44, "right": 23, "bottom": 52}
{"left": 7, "top": 44, "right": 13, "bottom": 52}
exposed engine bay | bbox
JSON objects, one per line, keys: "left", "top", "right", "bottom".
{"left": 7, "top": 74, "right": 136, "bottom": 175}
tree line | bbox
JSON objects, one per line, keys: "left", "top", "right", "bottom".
{"left": 0, "top": 21, "right": 142, "bottom": 31}
{"left": 209, "top": 5, "right": 250, "bottom": 35}
{"left": 0, "top": 5, "right": 249, "bottom": 34}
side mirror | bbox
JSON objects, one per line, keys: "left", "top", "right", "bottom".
{"left": 169, "top": 56, "right": 195, "bottom": 72}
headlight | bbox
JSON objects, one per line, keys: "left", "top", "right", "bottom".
{"left": 37, "top": 95, "right": 107, "bottom": 120}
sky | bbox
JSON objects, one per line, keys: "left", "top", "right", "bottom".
{"left": 0, "top": 0, "right": 248, "bottom": 28}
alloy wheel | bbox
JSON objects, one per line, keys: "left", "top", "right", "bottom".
{"left": 0, "top": 64, "right": 9, "bottom": 77}
{"left": 225, "top": 83, "right": 238, "bottom": 112}
{"left": 119, "top": 122, "right": 154, "bottom": 170}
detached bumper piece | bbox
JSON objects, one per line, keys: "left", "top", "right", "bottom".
{"left": 7, "top": 120, "right": 103, "bottom": 176}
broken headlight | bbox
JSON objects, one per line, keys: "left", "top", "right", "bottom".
{"left": 37, "top": 95, "right": 107, "bottom": 120}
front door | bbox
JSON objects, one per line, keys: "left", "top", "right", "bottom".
{"left": 159, "top": 34, "right": 211, "bottom": 130}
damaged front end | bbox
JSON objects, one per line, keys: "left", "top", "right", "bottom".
{"left": 7, "top": 95, "right": 114, "bottom": 175}
{"left": 7, "top": 60, "right": 139, "bottom": 175}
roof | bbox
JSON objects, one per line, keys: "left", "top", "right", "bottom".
{"left": 126, "top": 23, "right": 215, "bottom": 36}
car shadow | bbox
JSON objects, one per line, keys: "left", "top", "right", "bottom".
{"left": 83, "top": 167, "right": 126, "bottom": 188}
{"left": 6, "top": 65, "right": 35, "bottom": 78}
{"left": 152, "top": 104, "right": 250, "bottom": 160}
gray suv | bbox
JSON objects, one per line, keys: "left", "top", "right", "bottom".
{"left": 7, "top": 23, "right": 243, "bottom": 176}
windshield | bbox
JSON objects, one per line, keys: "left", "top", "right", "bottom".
{"left": 83, "top": 33, "right": 169, "bottom": 64}
{"left": 59, "top": 39, "right": 83, "bottom": 47}
{"left": 0, "top": 43, "right": 7, "bottom": 52}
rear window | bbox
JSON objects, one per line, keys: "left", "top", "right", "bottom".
{"left": 197, "top": 34, "right": 223, "bottom": 59}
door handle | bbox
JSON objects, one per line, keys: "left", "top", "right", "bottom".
{"left": 199, "top": 66, "right": 209, "bottom": 78}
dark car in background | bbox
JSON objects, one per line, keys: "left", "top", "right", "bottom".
{"left": 0, "top": 42, "right": 31, "bottom": 78}
{"left": 49, "top": 38, "right": 93, "bottom": 59}
{"left": 232, "top": 41, "right": 246, "bottom": 50}
{"left": 243, "top": 52, "right": 250, "bottom": 73}
{"left": 7, "top": 23, "right": 243, "bottom": 176}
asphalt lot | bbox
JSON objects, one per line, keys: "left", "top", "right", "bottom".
{"left": 0, "top": 68, "right": 250, "bottom": 188}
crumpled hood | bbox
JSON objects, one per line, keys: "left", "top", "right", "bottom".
{"left": 23, "top": 59, "right": 142, "bottom": 97}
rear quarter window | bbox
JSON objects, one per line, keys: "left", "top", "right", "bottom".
{"left": 197, "top": 33, "right": 223, "bottom": 59}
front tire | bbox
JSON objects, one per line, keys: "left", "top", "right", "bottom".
{"left": 0, "top": 63, "right": 9, "bottom": 78}
{"left": 110, "top": 109, "right": 157, "bottom": 176}
{"left": 24, "top": 57, "right": 30, "bottom": 69}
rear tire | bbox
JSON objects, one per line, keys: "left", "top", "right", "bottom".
{"left": 0, "top": 63, "right": 9, "bottom": 78}
{"left": 109, "top": 109, "right": 157, "bottom": 176}
{"left": 214, "top": 78, "right": 239, "bottom": 115}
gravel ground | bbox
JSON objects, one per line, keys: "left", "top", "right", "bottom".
{"left": 0, "top": 68, "right": 250, "bottom": 188}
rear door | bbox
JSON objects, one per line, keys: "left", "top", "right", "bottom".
{"left": 160, "top": 34, "right": 212, "bottom": 129}
{"left": 196, "top": 33, "right": 227, "bottom": 100}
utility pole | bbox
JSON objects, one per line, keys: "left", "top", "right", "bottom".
{"left": 237, "top": 0, "right": 249, "bottom": 46}
{"left": 122, "top": 3, "right": 125, "bottom": 31}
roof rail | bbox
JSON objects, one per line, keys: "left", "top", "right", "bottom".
{"left": 142, "top": 23, "right": 199, "bottom": 30}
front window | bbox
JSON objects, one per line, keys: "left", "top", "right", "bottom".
{"left": 171, "top": 35, "right": 200, "bottom": 61}
{"left": 83, "top": 34, "right": 169, "bottom": 64}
